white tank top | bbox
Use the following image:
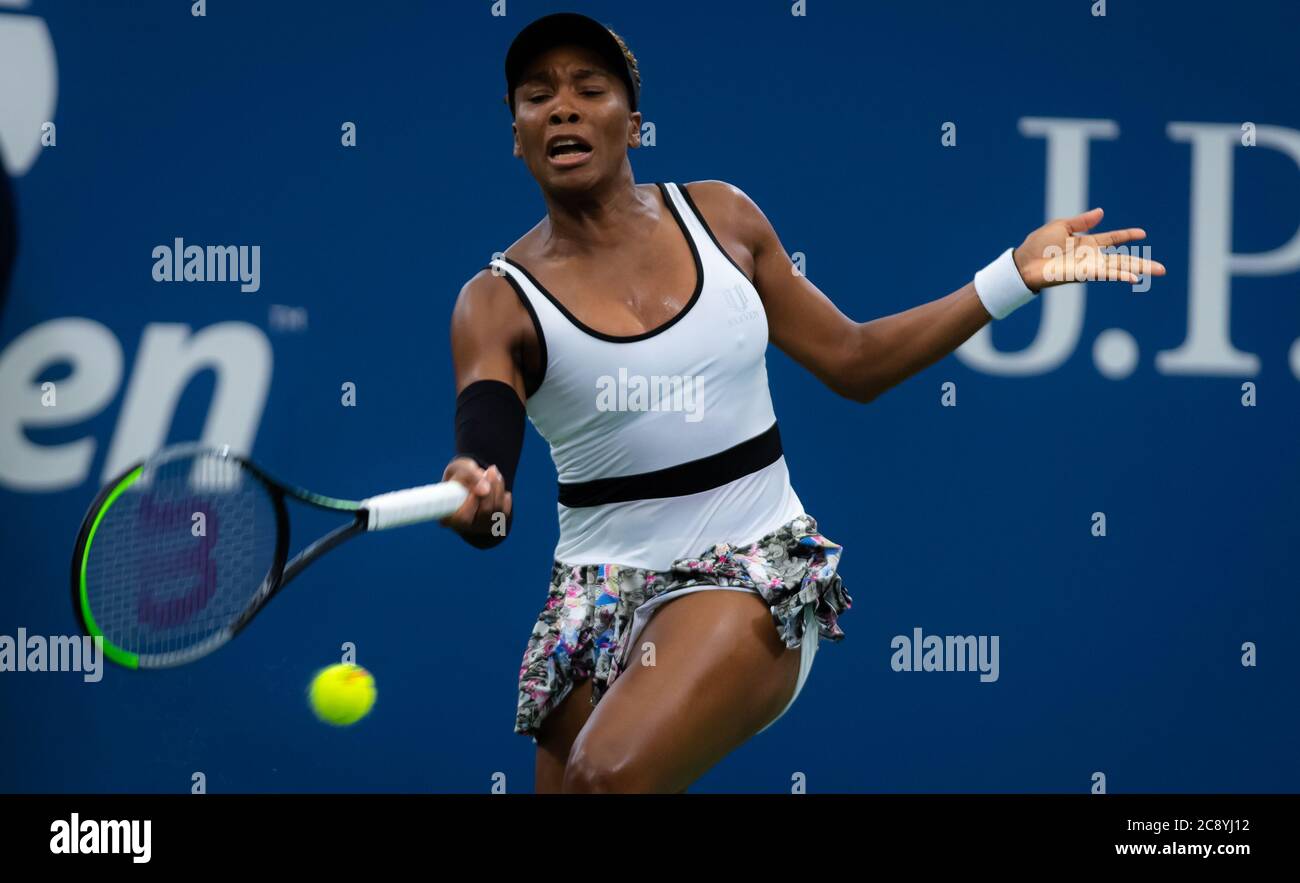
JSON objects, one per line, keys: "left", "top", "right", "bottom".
{"left": 489, "top": 182, "right": 805, "bottom": 569}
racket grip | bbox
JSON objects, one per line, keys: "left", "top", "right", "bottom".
{"left": 360, "top": 482, "right": 469, "bottom": 531}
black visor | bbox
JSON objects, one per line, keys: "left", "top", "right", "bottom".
{"left": 504, "top": 12, "right": 639, "bottom": 115}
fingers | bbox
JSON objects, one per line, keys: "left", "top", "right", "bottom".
{"left": 477, "top": 465, "right": 508, "bottom": 526}
{"left": 1111, "top": 252, "right": 1166, "bottom": 281}
{"left": 1085, "top": 227, "right": 1146, "bottom": 248}
{"left": 1027, "top": 212, "right": 1167, "bottom": 291}
{"left": 461, "top": 464, "right": 507, "bottom": 529}
{"left": 1128, "top": 254, "right": 1166, "bottom": 279}
{"left": 439, "top": 458, "right": 508, "bottom": 530}
{"left": 440, "top": 472, "right": 483, "bottom": 527}
{"left": 1088, "top": 251, "right": 1168, "bottom": 283}
{"left": 1063, "top": 206, "right": 1104, "bottom": 234}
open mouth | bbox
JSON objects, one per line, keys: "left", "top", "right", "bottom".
{"left": 547, "top": 136, "right": 593, "bottom": 167}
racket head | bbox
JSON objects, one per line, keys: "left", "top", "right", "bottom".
{"left": 70, "top": 444, "right": 289, "bottom": 670}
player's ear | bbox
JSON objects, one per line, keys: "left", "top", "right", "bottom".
{"left": 627, "top": 111, "right": 642, "bottom": 148}
{"left": 512, "top": 122, "right": 522, "bottom": 159}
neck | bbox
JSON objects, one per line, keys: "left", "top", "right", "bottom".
{"left": 536, "top": 161, "right": 654, "bottom": 255}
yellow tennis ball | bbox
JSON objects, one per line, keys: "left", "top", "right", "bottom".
{"left": 307, "top": 663, "right": 376, "bottom": 726}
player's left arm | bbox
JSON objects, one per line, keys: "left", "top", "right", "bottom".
{"left": 684, "top": 181, "right": 1165, "bottom": 404}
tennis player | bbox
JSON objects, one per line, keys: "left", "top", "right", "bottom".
{"left": 439, "top": 12, "right": 1164, "bottom": 794}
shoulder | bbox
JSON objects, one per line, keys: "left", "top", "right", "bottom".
{"left": 454, "top": 219, "right": 546, "bottom": 309}
{"left": 678, "top": 180, "right": 774, "bottom": 246}
{"left": 455, "top": 265, "right": 512, "bottom": 309}
{"left": 451, "top": 264, "right": 527, "bottom": 334}
{"left": 679, "top": 179, "right": 754, "bottom": 214}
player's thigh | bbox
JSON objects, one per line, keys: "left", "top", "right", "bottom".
{"left": 562, "top": 589, "right": 802, "bottom": 793}
{"left": 534, "top": 677, "right": 595, "bottom": 794}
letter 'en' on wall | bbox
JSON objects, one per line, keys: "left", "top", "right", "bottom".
{"left": 0, "top": 320, "right": 272, "bottom": 491}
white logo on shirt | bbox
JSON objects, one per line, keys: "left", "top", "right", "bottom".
{"left": 725, "top": 283, "right": 760, "bottom": 327}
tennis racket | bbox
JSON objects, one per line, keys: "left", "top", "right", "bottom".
{"left": 70, "top": 443, "right": 469, "bottom": 670}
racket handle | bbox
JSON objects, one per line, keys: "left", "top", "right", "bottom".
{"left": 360, "top": 481, "right": 469, "bottom": 531}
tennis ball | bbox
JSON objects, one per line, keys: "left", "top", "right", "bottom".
{"left": 307, "top": 663, "right": 376, "bottom": 726}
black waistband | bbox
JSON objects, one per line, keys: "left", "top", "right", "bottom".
{"left": 557, "top": 421, "right": 783, "bottom": 508}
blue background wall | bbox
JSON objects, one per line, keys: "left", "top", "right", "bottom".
{"left": 1, "top": 0, "right": 1297, "bottom": 793}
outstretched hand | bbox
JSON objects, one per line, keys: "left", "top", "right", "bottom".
{"left": 1013, "top": 207, "right": 1167, "bottom": 292}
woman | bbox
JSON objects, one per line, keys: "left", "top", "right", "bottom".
{"left": 439, "top": 12, "right": 1164, "bottom": 794}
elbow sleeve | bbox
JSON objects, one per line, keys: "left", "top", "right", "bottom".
{"left": 455, "top": 379, "right": 525, "bottom": 488}
{"left": 453, "top": 379, "right": 525, "bottom": 548}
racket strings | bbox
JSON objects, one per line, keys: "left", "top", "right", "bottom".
{"left": 84, "top": 453, "right": 278, "bottom": 663}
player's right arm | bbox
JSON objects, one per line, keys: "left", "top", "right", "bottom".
{"left": 440, "top": 266, "right": 534, "bottom": 548}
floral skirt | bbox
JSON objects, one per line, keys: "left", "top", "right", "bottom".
{"left": 515, "top": 512, "right": 851, "bottom": 740}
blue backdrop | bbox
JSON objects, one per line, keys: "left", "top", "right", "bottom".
{"left": 1, "top": 0, "right": 1297, "bottom": 793}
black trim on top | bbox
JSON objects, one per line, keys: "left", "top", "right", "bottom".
{"left": 558, "top": 421, "right": 783, "bottom": 508}
{"left": 485, "top": 263, "right": 548, "bottom": 398}
{"left": 674, "top": 181, "right": 755, "bottom": 283}
{"left": 498, "top": 182, "right": 705, "bottom": 344}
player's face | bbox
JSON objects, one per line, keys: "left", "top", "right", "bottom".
{"left": 511, "top": 44, "right": 638, "bottom": 192}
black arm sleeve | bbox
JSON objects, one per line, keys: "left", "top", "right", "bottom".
{"left": 453, "top": 379, "right": 525, "bottom": 549}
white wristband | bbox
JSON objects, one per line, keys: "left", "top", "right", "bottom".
{"left": 973, "top": 247, "right": 1036, "bottom": 320}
